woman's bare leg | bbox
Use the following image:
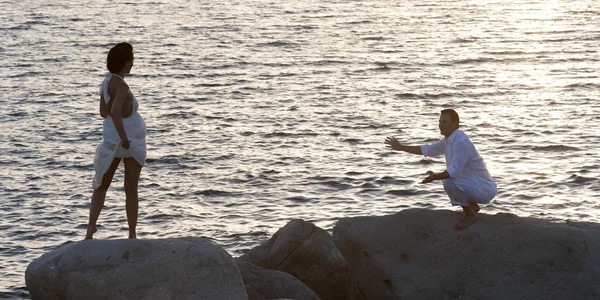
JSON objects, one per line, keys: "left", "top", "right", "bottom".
{"left": 123, "top": 158, "right": 142, "bottom": 239}
{"left": 86, "top": 158, "right": 120, "bottom": 240}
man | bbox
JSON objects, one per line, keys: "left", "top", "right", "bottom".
{"left": 384, "top": 109, "right": 497, "bottom": 230}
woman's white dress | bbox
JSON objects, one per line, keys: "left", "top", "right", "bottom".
{"left": 92, "top": 73, "right": 147, "bottom": 189}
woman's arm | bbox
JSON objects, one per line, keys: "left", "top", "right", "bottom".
{"left": 110, "top": 82, "right": 130, "bottom": 149}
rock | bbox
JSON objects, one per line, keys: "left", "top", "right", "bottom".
{"left": 25, "top": 237, "right": 248, "bottom": 300}
{"left": 235, "top": 258, "right": 320, "bottom": 300}
{"left": 241, "top": 219, "right": 356, "bottom": 300}
{"left": 333, "top": 208, "right": 600, "bottom": 300}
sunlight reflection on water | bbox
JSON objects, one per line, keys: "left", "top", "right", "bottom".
{"left": 1, "top": 0, "right": 599, "bottom": 297}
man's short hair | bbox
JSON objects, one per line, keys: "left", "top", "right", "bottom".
{"left": 440, "top": 109, "right": 460, "bottom": 127}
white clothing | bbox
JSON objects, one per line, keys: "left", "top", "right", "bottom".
{"left": 443, "top": 178, "right": 495, "bottom": 206}
{"left": 92, "top": 73, "right": 147, "bottom": 189}
{"left": 420, "top": 129, "right": 496, "bottom": 206}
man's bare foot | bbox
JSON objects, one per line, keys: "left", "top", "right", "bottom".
{"left": 454, "top": 214, "right": 476, "bottom": 230}
{"left": 469, "top": 202, "right": 480, "bottom": 213}
{"left": 85, "top": 225, "right": 97, "bottom": 240}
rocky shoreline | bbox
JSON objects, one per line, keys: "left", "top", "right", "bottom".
{"left": 25, "top": 208, "right": 600, "bottom": 299}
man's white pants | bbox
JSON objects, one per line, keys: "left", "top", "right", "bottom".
{"left": 443, "top": 178, "right": 495, "bottom": 207}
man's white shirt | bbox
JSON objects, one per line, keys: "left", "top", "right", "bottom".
{"left": 420, "top": 129, "right": 497, "bottom": 195}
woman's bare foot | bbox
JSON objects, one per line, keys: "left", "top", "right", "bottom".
{"left": 454, "top": 214, "right": 477, "bottom": 230}
{"left": 128, "top": 231, "right": 136, "bottom": 239}
{"left": 85, "top": 225, "right": 97, "bottom": 240}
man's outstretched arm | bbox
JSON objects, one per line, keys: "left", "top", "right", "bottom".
{"left": 384, "top": 136, "right": 423, "bottom": 155}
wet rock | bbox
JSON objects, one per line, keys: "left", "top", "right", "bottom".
{"left": 333, "top": 208, "right": 600, "bottom": 300}
{"left": 241, "top": 219, "right": 355, "bottom": 300}
{"left": 236, "top": 258, "right": 320, "bottom": 300}
{"left": 25, "top": 237, "right": 248, "bottom": 300}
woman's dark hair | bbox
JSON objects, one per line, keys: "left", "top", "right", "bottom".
{"left": 106, "top": 42, "right": 134, "bottom": 73}
{"left": 440, "top": 108, "right": 460, "bottom": 127}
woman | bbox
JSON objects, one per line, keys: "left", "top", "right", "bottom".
{"left": 85, "top": 42, "right": 147, "bottom": 240}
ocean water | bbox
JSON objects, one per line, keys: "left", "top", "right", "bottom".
{"left": 1, "top": 0, "right": 599, "bottom": 297}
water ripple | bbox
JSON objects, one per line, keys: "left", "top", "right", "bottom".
{"left": 2, "top": 0, "right": 600, "bottom": 298}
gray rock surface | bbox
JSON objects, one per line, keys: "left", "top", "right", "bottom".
{"left": 25, "top": 237, "right": 248, "bottom": 300}
{"left": 241, "top": 219, "right": 355, "bottom": 300}
{"left": 333, "top": 208, "right": 600, "bottom": 300}
{"left": 235, "top": 258, "right": 320, "bottom": 300}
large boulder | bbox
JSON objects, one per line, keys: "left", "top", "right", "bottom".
{"left": 235, "top": 258, "right": 320, "bottom": 300}
{"left": 333, "top": 208, "right": 600, "bottom": 300}
{"left": 241, "top": 219, "right": 355, "bottom": 300}
{"left": 25, "top": 237, "right": 248, "bottom": 300}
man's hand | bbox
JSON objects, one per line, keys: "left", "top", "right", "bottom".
{"left": 421, "top": 170, "right": 436, "bottom": 184}
{"left": 385, "top": 136, "right": 402, "bottom": 151}
{"left": 384, "top": 137, "right": 423, "bottom": 155}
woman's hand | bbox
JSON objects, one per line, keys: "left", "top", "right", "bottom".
{"left": 121, "top": 140, "right": 130, "bottom": 149}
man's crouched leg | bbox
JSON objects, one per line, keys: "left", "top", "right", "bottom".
{"left": 442, "top": 179, "right": 482, "bottom": 230}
